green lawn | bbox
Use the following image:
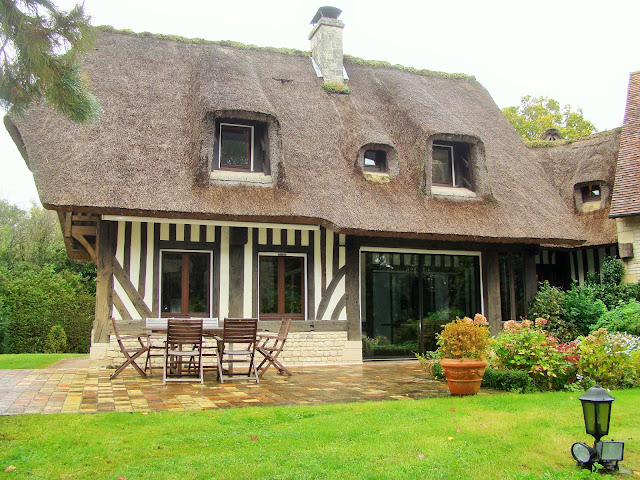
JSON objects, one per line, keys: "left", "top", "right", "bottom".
{"left": 0, "top": 390, "right": 637, "bottom": 479}
{"left": 0, "top": 353, "right": 88, "bottom": 369}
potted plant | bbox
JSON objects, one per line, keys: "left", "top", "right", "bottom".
{"left": 437, "top": 314, "right": 492, "bottom": 395}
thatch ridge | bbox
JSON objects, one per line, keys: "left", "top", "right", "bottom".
{"left": 96, "top": 25, "right": 475, "bottom": 81}
{"left": 525, "top": 128, "right": 622, "bottom": 149}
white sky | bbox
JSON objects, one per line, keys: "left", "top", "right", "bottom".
{"left": 1, "top": 0, "right": 639, "bottom": 208}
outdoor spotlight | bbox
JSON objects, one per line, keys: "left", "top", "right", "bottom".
{"left": 571, "top": 383, "right": 625, "bottom": 470}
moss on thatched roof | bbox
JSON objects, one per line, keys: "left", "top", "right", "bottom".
{"left": 10, "top": 29, "right": 584, "bottom": 245}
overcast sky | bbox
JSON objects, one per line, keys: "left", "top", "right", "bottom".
{"left": 2, "top": 0, "right": 639, "bottom": 208}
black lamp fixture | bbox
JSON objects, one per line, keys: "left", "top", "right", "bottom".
{"left": 571, "top": 383, "right": 624, "bottom": 470}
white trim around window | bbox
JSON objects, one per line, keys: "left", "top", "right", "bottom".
{"left": 257, "top": 252, "right": 308, "bottom": 321}
{"left": 158, "top": 249, "right": 214, "bottom": 318}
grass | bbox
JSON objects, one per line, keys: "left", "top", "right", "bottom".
{"left": 0, "top": 353, "right": 88, "bottom": 370}
{"left": 0, "top": 390, "right": 638, "bottom": 479}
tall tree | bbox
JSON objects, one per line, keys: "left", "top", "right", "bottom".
{"left": 0, "top": 0, "right": 99, "bottom": 123}
{"left": 503, "top": 95, "right": 597, "bottom": 142}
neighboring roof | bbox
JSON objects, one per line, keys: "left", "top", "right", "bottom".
{"left": 8, "top": 29, "right": 585, "bottom": 245}
{"left": 611, "top": 71, "right": 640, "bottom": 218}
{"left": 529, "top": 129, "right": 620, "bottom": 247}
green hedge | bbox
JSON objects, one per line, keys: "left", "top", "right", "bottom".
{"left": 594, "top": 301, "right": 640, "bottom": 335}
{"left": 482, "top": 368, "right": 533, "bottom": 393}
{"left": 0, "top": 266, "right": 94, "bottom": 353}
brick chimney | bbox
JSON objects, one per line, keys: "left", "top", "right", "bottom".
{"left": 309, "top": 6, "right": 345, "bottom": 84}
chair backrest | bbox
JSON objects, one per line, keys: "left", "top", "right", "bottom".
{"left": 277, "top": 318, "right": 292, "bottom": 340}
{"left": 111, "top": 318, "right": 126, "bottom": 349}
{"left": 223, "top": 318, "right": 258, "bottom": 344}
{"left": 167, "top": 318, "right": 203, "bottom": 346}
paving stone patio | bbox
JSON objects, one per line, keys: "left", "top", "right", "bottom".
{"left": 0, "top": 361, "right": 464, "bottom": 415}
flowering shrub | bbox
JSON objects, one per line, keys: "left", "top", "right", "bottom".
{"left": 436, "top": 314, "right": 491, "bottom": 360}
{"left": 576, "top": 328, "right": 640, "bottom": 389}
{"left": 492, "top": 319, "right": 576, "bottom": 391}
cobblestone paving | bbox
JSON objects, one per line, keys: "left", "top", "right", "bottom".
{"left": 0, "top": 361, "right": 458, "bottom": 415}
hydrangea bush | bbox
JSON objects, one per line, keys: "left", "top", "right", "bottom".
{"left": 436, "top": 314, "right": 492, "bottom": 360}
{"left": 492, "top": 318, "right": 577, "bottom": 391}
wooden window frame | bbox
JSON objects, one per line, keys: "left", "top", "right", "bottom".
{"left": 159, "top": 249, "right": 213, "bottom": 318}
{"left": 258, "top": 253, "right": 306, "bottom": 321}
{"left": 218, "top": 123, "right": 254, "bottom": 171}
{"left": 432, "top": 142, "right": 474, "bottom": 189}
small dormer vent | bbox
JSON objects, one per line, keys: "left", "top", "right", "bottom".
{"left": 309, "top": 6, "right": 347, "bottom": 85}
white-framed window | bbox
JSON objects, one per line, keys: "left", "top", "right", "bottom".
{"left": 159, "top": 249, "right": 214, "bottom": 317}
{"left": 218, "top": 123, "right": 254, "bottom": 171}
{"left": 433, "top": 141, "right": 473, "bottom": 189}
{"left": 258, "top": 253, "right": 307, "bottom": 320}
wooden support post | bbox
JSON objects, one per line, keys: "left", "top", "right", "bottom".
{"left": 93, "top": 220, "right": 115, "bottom": 343}
{"left": 344, "top": 235, "right": 361, "bottom": 341}
{"left": 523, "top": 253, "right": 538, "bottom": 306}
{"left": 483, "top": 251, "right": 502, "bottom": 335}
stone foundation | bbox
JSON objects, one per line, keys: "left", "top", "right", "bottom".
{"left": 90, "top": 331, "right": 362, "bottom": 369}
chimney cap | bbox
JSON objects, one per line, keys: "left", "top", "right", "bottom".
{"left": 310, "top": 6, "right": 342, "bottom": 24}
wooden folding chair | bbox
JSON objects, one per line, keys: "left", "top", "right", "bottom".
{"left": 144, "top": 317, "right": 168, "bottom": 374}
{"left": 256, "top": 318, "right": 292, "bottom": 376}
{"left": 216, "top": 318, "right": 259, "bottom": 384}
{"left": 110, "top": 318, "right": 150, "bottom": 380}
{"left": 163, "top": 318, "right": 204, "bottom": 385}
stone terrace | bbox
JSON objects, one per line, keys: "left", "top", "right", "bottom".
{"left": 0, "top": 361, "right": 459, "bottom": 415}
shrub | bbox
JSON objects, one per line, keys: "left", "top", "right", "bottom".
{"left": 593, "top": 301, "right": 640, "bottom": 335}
{"left": 601, "top": 255, "right": 625, "bottom": 285}
{"left": 528, "top": 281, "right": 569, "bottom": 340}
{"left": 415, "top": 351, "right": 444, "bottom": 379}
{"left": 576, "top": 329, "right": 640, "bottom": 389}
{"left": 562, "top": 284, "right": 607, "bottom": 337}
{"left": 322, "top": 81, "right": 350, "bottom": 94}
{"left": 43, "top": 325, "right": 67, "bottom": 353}
{"left": 436, "top": 314, "right": 492, "bottom": 359}
{"left": 482, "top": 367, "right": 532, "bottom": 393}
{"left": 492, "top": 319, "right": 576, "bottom": 391}
{"left": 0, "top": 266, "right": 94, "bottom": 353}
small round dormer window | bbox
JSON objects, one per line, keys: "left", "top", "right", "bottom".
{"left": 357, "top": 143, "right": 397, "bottom": 183}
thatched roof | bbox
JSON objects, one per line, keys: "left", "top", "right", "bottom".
{"left": 8, "top": 29, "right": 585, "bottom": 245}
{"left": 529, "top": 130, "right": 620, "bottom": 247}
{"left": 611, "top": 71, "right": 640, "bottom": 218}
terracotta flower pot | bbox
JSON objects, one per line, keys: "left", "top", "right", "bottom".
{"left": 440, "top": 358, "right": 488, "bottom": 395}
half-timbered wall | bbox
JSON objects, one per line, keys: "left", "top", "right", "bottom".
{"left": 536, "top": 245, "right": 618, "bottom": 288}
{"left": 102, "top": 216, "right": 347, "bottom": 322}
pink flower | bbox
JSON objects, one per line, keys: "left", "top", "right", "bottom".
{"left": 521, "top": 320, "right": 533, "bottom": 328}
{"left": 535, "top": 317, "right": 548, "bottom": 326}
{"left": 462, "top": 316, "right": 474, "bottom": 325}
{"left": 473, "top": 313, "right": 489, "bottom": 326}
{"left": 504, "top": 320, "right": 519, "bottom": 332}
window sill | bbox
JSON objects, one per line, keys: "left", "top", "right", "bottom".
{"left": 210, "top": 170, "right": 272, "bottom": 185}
{"left": 363, "top": 172, "right": 392, "bottom": 184}
{"left": 431, "top": 185, "right": 476, "bottom": 198}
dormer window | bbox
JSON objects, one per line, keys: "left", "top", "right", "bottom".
{"left": 432, "top": 141, "right": 473, "bottom": 189}
{"left": 363, "top": 149, "right": 387, "bottom": 172}
{"left": 357, "top": 143, "right": 397, "bottom": 183}
{"left": 582, "top": 184, "right": 601, "bottom": 203}
{"left": 574, "top": 181, "right": 608, "bottom": 213}
{"left": 219, "top": 124, "right": 253, "bottom": 170}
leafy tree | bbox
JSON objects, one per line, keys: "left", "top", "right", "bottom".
{"left": 0, "top": 0, "right": 100, "bottom": 123}
{"left": 503, "top": 95, "right": 597, "bottom": 141}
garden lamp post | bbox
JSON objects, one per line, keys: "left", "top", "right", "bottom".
{"left": 571, "top": 383, "right": 624, "bottom": 469}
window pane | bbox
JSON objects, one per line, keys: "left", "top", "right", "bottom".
{"left": 161, "top": 253, "right": 183, "bottom": 314}
{"left": 220, "top": 125, "right": 251, "bottom": 168}
{"left": 284, "top": 257, "right": 304, "bottom": 314}
{"left": 453, "top": 143, "right": 473, "bottom": 189}
{"left": 188, "top": 254, "right": 210, "bottom": 314}
{"left": 433, "top": 146, "right": 452, "bottom": 185}
{"left": 259, "top": 257, "right": 278, "bottom": 314}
